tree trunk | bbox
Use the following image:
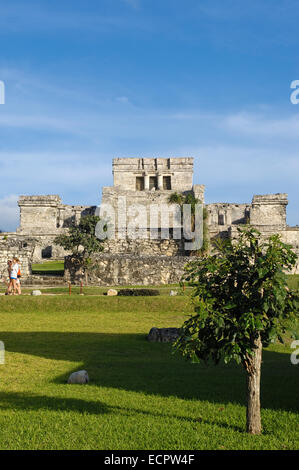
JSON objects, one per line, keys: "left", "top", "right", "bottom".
{"left": 245, "top": 335, "right": 262, "bottom": 434}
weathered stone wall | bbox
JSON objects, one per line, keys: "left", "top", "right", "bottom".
{"left": 103, "top": 237, "right": 185, "bottom": 256}
{"left": 64, "top": 254, "right": 190, "bottom": 286}
{"left": 207, "top": 203, "right": 250, "bottom": 227}
{"left": 18, "top": 195, "right": 96, "bottom": 235}
{"left": 17, "top": 195, "right": 62, "bottom": 234}
{"left": 16, "top": 195, "right": 96, "bottom": 262}
{"left": 250, "top": 194, "right": 288, "bottom": 228}
{"left": 0, "top": 234, "right": 35, "bottom": 282}
{"left": 281, "top": 228, "right": 299, "bottom": 274}
{"left": 206, "top": 202, "right": 251, "bottom": 240}
{"left": 100, "top": 185, "right": 205, "bottom": 234}
{"left": 206, "top": 194, "right": 292, "bottom": 246}
{"left": 113, "top": 157, "right": 194, "bottom": 191}
{"left": 29, "top": 235, "right": 71, "bottom": 262}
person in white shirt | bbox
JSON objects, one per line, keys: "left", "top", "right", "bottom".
{"left": 9, "top": 258, "right": 19, "bottom": 295}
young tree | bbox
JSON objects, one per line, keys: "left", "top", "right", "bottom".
{"left": 54, "top": 215, "right": 105, "bottom": 282}
{"left": 174, "top": 226, "right": 299, "bottom": 434}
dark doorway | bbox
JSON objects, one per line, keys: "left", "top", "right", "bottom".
{"left": 41, "top": 246, "right": 52, "bottom": 259}
{"left": 163, "top": 176, "right": 171, "bottom": 190}
{"left": 136, "top": 177, "right": 144, "bottom": 191}
{"left": 149, "top": 176, "right": 158, "bottom": 190}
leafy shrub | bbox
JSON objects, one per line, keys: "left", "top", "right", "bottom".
{"left": 118, "top": 289, "right": 160, "bottom": 296}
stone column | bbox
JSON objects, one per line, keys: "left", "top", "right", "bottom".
{"left": 225, "top": 208, "right": 232, "bottom": 226}
{"left": 158, "top": 174, "right": 163, "bottom": 190}
{"left": 144, "top": 174, "right": 150, "bottom": 190}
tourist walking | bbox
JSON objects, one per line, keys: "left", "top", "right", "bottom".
{"left": 8, "top": 257, "right": 20, "bottom": 295}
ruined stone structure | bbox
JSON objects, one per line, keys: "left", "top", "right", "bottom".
{"left": 16, "top": 195, "right": 96, "bottom": 262}
{"left": 0, "top": 195, "right": 95, "bottom": 283}
{"left": 0, "top": 236, "right": 35, "bottom": 282}
{"left": 99, "top": 157, "right": 204, "bottom": 257}
{"left": 0, "top": 157, "right": 298, "bottom": 285}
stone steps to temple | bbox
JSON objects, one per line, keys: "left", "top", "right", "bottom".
{"left": 21, "top": 275, "right": 66, "bottom": 286}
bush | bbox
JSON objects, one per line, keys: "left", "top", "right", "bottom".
{"left": 118, "top": 289, "right": 160, "bottom": 296}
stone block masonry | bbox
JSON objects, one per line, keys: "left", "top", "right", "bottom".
{"left": 112, "top": 157, "right": 194, "bottom": 192}
{"left": 64, "top": 254, "right": 190, "bottom": 286}
{"left": 0, "top": 235, "right": 35, "bottom": 282}
{"left": 250, "top": 194, "right": 288, "bottom": 228}
{"left": 16, "top": 195, "right": 97, "bottom": 263}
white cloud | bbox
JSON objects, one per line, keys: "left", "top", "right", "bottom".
{"left": 160, "top": 143, "right": 297, "bottom": 185}
{"left": 165, "top": 109, "right": 299, "bottom": 141}
{"left": 0, "top": 152, "right": 112, "bottom": 187}
{"left": 0, "top": 152, "right": 113, "bottom": 231}
{"left": 0, "top": 195, "right": 19, "bottom": 232}
{"left": 222, "top": 112, "right": 299, "bottom": 139}
{"left": 0, "top": 114, "right": 85, "bottom": 134}
{"left": 0, "top": 64, "right": 298, "bottom": 227}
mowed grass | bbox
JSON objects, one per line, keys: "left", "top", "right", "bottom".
{"left": 0, "top": 295, "right": 298, "bottom": 450}
{"left": 0, "top": 285, "right": 186, "bottom": 296}
{"left": 31, "top": 260, "right": 65, "bottom": 276}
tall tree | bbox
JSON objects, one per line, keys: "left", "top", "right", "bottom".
{"left": 174, "top": 226, "right": 299, "bottom": 434}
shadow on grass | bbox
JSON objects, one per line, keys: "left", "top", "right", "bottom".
{"left": 0, "top": 391, "right": 244, "bottom": 432}
{"left": 1, "top": 331, "right": 298, "bottom": 415}
{"left": 0, "top": 391, "right": 109, "bottom": 415}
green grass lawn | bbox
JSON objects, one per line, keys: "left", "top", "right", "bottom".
{"left": 0, "top": 295, "right": 298, "bottom": 450}
{"left": 0, "top": 285, "right": 186, "bottom": 296}
{"left": 31, "top": 260, "right": 65, "bottom": 276}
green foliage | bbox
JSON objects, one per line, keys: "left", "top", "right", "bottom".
{"left": 54, "top": 215, "right": 104, "bottom": 266}
{"left": 174, "top": 226, "right": 299, "bottom": 367}
{"left": 168, "top": 192, "right": 209, "bottom": 255}
{"left": 168, "top": 192, "right": 184, "bottom": 206}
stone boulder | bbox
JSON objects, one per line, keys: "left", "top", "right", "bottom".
{"left": 147, "top": 327, "right": 181, "bottom": 343}
{"left": 31, "top": 290, "right": 42, "bottom": 296}
{"left": 107, "top": 289, "right": 118, "bottom": 296}
{"left": 169, "top": 290, "right": 178, "bottom": 296}
{"left": 67, "top": 370, "right": 89, "bottom": 384}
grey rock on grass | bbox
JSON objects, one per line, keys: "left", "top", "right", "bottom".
{"left": 67, "top": 370, "right": 89, "bottom": 384}
{"left": 31, "top": 290, "right": 42, "bottom": 296}
{"left": 147, "top": 327, "right": 181, "bottom": 343}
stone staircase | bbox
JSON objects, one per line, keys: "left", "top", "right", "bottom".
{"left": 22, "top": 275, "right": 66, "bottom": 287}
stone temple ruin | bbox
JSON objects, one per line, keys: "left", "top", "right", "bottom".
{"left": 0, "top": 157, "right": 298, "bottom": 285}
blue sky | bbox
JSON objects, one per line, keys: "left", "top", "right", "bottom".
{"left": 0, "top": 0, "right": 299, "bottom": 230}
